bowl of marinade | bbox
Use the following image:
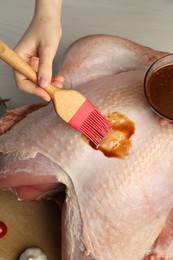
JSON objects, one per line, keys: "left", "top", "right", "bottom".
{"left": 144, "top": 54, "right": 173, "bottom": 121}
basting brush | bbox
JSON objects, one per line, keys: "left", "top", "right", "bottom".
{"left": 0, "top": 40, "right": 112, "bottom": 146}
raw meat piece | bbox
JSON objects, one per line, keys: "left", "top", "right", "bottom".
{"left": 0, "top": 35, "right": 172, "bottom": 259}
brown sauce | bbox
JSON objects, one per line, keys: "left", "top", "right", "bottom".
{"left": 88, "top": 112, "right": 135, "bottom": 159}
{"left": 146, "top": 64, "right": 173, "bottom": 119}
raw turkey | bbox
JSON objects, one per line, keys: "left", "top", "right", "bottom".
{"left": 0, "top": 35, "right": 172, "bottom": 260}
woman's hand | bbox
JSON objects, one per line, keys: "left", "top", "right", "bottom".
{"left": 14, "top": 0, "right": 63, "bottom": 101}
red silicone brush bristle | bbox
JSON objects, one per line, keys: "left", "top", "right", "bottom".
{"left": 68, "top": 99, "right": 112, "bottom": 146}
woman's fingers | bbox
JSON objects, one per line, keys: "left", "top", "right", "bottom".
{"left": 13, "top": 70, "right": 51, "bottom": 101}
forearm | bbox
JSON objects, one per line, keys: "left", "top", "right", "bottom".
{"left": 34, "top": 0, "right": 63, "bottom": 23}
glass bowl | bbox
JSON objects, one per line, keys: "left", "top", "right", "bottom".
{"left": 144, "top": 54, "right": 173, "bottom": 121}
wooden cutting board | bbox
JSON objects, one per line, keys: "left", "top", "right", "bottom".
{"left": 0, "top": 190, "right": 61, "bottom": 260}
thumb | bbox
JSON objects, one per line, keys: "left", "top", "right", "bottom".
{"left": 38, "top": 45, "right": 56, "bottom": 88}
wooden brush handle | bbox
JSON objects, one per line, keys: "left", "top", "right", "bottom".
{"left": 0, "top": 40, "right": 60, "bottom": 98}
